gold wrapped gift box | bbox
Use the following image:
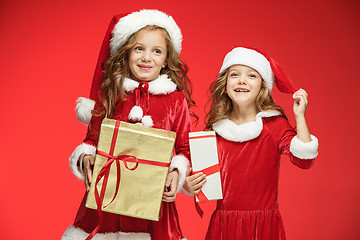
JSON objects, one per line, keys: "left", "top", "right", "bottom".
{"left": 86, "top": 118, "right": 176, "bottom": 221}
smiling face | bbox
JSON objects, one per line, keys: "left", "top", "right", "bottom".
{"left": 128, "top": 28, "right": 167, "bottom": 82}
{"left": 226, "top": 65, "right": 262, "bottom": 109}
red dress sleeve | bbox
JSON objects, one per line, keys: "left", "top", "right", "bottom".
{"left": 172, "top": 94, "right": 192, "bottom": 160}
{"left": 277, "top": 118, "right": 316, "bottom": 169}
{"left": 83, "top": 100, "right": 105, "bottom": 147}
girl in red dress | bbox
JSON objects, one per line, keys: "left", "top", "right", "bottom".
{"left": 62, "top": 9, "right": 194, "bottom": 240}
{"left": 184, "top": 46, "right": 319, "bottom": 240}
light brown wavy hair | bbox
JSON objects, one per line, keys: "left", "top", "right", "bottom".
{"left": 96, "top": 25, "right": 196, "bottom": 121}
{"left": 205, "top": 68, "right": 286, "bottom": 130}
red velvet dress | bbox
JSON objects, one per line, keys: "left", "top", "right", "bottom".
{"left": 205, "top": 112, "right": 318, "bottom": 240}
{"left": 66, "top": 75, "right": 191, "bottom": 240}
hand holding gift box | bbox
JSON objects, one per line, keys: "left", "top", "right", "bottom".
{"left": 189, "top": 131, "right": 223, "bottom": 202}
{"left": 86, "top": 118, "right": 176, "bottom": 224}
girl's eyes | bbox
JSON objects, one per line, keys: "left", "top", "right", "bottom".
{"left": 249, "top": 73, "right": 259, "bottom": 78}
{"left": 229, "top": 72, "right": 259, "bottom": 78}
{"left": 134, "top": 46, "right": 162, "bottom": 54}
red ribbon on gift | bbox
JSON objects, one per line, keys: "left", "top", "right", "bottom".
{"left": 191, "top": 163, "right": 221, "bottom": 218}
{"left": 192, "top": 164, "right": 220, "bottom": 202}
{"left": 86, "top": 120, "right": 170, "bottom": 240}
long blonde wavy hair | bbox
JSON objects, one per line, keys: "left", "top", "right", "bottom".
{"left": 205, "top": 68, "right": 286, "bottom": 130}
{"left": 96, "top": 25, "right": 196, "bottom": 120}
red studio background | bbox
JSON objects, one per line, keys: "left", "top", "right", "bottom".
{"left": 0, "top": 0, "right": 359, "bottom": 239}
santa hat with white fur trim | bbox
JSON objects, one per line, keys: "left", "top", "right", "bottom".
{"left": 76, "top": 9, "right": 182, "bottom": 125}
{"left": 219, "top": 46, "right": 296, "bottom": 93}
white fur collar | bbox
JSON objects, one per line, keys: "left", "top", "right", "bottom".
{"left": 121, "top": 74, "right": 177, "bottom": 95}
{"left": 212, "top": 110, "right": 281, "bottom": 142}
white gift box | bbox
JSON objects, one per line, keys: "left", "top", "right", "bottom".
{"left": 189, "top": 131, "right": 223, "bottom": 202}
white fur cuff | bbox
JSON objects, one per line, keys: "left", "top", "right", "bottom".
{"left": 62, "top": 225, "right": 151, "bottom": 240}
{"left": 169, "top": 155, "right": 190, "bottom": 194}
{"left": 76, "top": 97, "right": 95, "bottom": 125}
{"left": 69, "top": 143, "right": 97, "bottom": 180}
{"left": 290, "top": 135, "right": 319, "bottom": 159}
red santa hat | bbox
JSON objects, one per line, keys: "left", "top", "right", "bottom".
{"left": 76, "top": 9, "right": 182, "bottom": 125}
{"left": 219, "top": 46, "right": 296, "bottom": 93}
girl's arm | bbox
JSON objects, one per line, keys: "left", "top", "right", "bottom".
{"left": 69, "top": 100, "right": 104, "bottom": 183}
{"left": 278, "top": 88, "right": 318, "bottom": 169}
{"left": 168, "top": 94, "right": 192, "bottom": 194}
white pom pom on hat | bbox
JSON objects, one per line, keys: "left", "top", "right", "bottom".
{"left": 219, "top": 46, "right": 296, "bottom": 93}
{"left": 75, "top": 97, "right": 95, "bottom": 125}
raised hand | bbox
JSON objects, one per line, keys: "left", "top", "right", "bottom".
{"left": 293, "top": 88, "right": 311, "bottom": 142}
{"left": 293, "top": 88, "right": 308, "bottom": 119}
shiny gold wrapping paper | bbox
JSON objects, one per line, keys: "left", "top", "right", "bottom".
{"left": 86, "top": 118, "right": 176, "bottom": 221}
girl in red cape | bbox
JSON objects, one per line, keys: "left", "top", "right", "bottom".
{"left": 184, "top": 46, "right": 319, "bottom": 240}
{"left": 62, "top": 9, "right": 194, "bottom": 240}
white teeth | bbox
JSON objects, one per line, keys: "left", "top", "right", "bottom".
{"left": 235, "top": 89, "right": 248, "bottom": 92}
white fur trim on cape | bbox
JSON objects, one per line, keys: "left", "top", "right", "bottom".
{"left": 61, "top": 225, "right": 151, "bottom": 240}
{"left": 141, "top": 115, "right": 153, "bottom": 127}
{"left": 76, "top": 97, "right": 95, "bottom": 125}
{"left": 219, "top": 47, "right": 275, "bottom": 92}
{"left": 290, "top": 135, "right": 319, "bottom": 159}
{"left": 128, "top": 106, "right": 143, "bottom": 121}
{"left": 122, "top": 74, "right": 177, "bottom": 95}
{"left": 213, "top": 110, "right": 281, "bottom": 142}
{"left": 69, "top": 143, "right": 96, "bottom": 180}
{"left": 169, "top": 155, "right": 190, "bottom": 194}
{"left": 110, "top": 9, "right": 182, "bottom": 55}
